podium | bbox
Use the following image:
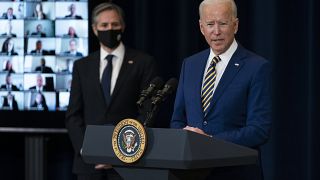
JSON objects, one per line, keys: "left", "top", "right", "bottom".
{"left": 81, "top": 125, "right": 258, "bottom": 180}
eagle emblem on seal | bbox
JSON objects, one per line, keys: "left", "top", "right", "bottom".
{"left": 122, "top": 129, "right": 138, "bottom": 153}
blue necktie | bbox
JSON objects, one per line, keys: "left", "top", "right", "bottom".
{"left": 102, "top": 54, "right": 114, "bottom": 105}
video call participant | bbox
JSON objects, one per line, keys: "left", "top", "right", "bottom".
{"left": 64, "top": 3, "right": 82, "bottom": 19}
{"left": 2, "top": 60, "right": 15, "bottom": 73}
{"left": 30, "top": 24, "right": 47, "bottom": 37}
{"left": 33, "top": 2, "right": 47, "bottom": 20}
{"left": 65, "top": 2, "right": 157, "bottom": 180}
{"left": 2, "top": 92, "right": 18, "bottom": 111}
{"left": 34, "top": 58, "right": 54, "bottom": 73}
{"left": 171, "top": 0, "right": 272, "bottom": 179}
{"left": 31, "top": 92, "right": 48, "bottom": 111}
{"left": 63, "top": 26, "right": 78, "bottom": 38}
{"left": 0, "top": 73, "right": 19, "bottom": 91}
{"left": 63, "top": 39, "right": 83, "bottom": 57}
{"left": 60, "top": 58, "right": 74, "bottom": 73}
{"left": 1, "top": 20, "right": 17, "bottom": 37}
{"left": 2, "top": 7, "right": 16, "bottom": 20}
{"left": 30, "top": 40, "right": 50, "bottom": 55}
{"left": 1, "top": 37, "right": 18, "bottom": 56}
{"left": 29, "top": 74, "right": 50, "bottom": 92}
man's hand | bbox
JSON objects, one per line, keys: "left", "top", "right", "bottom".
{"left": 95, "top": 164, "right": 112, "bottom": 170}
{"left": 183, "top": 126, "right": 212, "bottom": 137}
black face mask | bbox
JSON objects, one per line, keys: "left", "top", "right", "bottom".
{"left": 97, "top": 29, "right": 122, "bottom": 49}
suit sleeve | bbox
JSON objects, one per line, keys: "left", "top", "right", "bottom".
{"left": 170, "top": 60, "right": 187, "bottom": 129}
{"left": 214, "top": 61, "right": 272, "bottom": 147}
{"left": 65, "top": 61, "right": 86, "bottom": 154}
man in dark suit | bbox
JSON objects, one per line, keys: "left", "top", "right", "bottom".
{"left": 2, "top": 7, "right": 16, "bottom": 20}
{"left": 65, "top": 3, "right": 157, "bottom": 180}
{"left": 30, "top": 24, "right": 47, "bottom": 37}
{"left": 29, "top": 74, "right": 50, "bottom": 92}
{"left": 171, "top": 0, "right": 272, "bottom": 180}
{"left": 2, "top": 92, "right": 18, "bottom": 111}
{"left": 30, "top": 40, "right": 50, "bottom": 55}
{"left": 0, "top": 73, "right": 19, "bottom": 91}
{"left": 64, "top": 3, "right": 83, "bottom": 19}
{"left": 34, "top": 58, "right": 54, "bottom": 73}
{"left": 63, "top": 39, "right": 83, "bottom": 57}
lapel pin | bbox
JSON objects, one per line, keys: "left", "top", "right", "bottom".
{"left": 234, "top": 63, "right": 239, "bottom": 67}
{"left": 128, "top": 60, "right": 134, "bottom": 64}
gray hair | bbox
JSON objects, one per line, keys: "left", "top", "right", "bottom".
{"left": 199, "top": 0, "right": 237, "bottom": 19}
{"left": 91, "top": 3, "right": 125, "bottom": 26}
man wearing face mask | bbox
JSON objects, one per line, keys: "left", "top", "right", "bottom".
{"left": 65, "top": 2, "right": 157, "bottom": 180}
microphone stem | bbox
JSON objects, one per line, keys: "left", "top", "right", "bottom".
{"left": 144, "top": 104, "right": 158, "bottom": 128}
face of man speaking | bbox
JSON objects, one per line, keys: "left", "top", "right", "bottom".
{"left": 199, "top": 1, "right": 238, "bottom": 55}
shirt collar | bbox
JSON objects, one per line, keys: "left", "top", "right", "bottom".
{"left": 209, "top": 39, "right": 238, "bottom": 65}
{"left": 100, "top": 42, "right": 125, "bottom": 61}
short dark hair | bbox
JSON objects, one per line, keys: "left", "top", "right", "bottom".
{"left": 91, "top": 3, "right": 125, "bottom": 27}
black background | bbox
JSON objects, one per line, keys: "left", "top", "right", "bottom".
{"left": 1, "top": 0, "right": 319, "bottom": 179}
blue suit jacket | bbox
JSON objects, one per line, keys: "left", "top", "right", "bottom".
{"left": 171, "top": 45, "right": 272, "bottom": 148}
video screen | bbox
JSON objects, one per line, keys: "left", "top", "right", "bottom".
{"left": 0, "top": 0, "right": 88, "bottom": 112}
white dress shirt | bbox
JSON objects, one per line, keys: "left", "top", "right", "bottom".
{"left": 36, "top": 86, "right": 43, "bottom": 92}
{"left": 99, "top": 43, "right": 125, "bottom": 95}
{"left": 6, "top": 84, "right": 12, "bottom": 91}
{"left": 8, "top": 99, "right": 13, "bottom": 108}
{"left": 202, "top": 39, "right": 238, "bottom": 95}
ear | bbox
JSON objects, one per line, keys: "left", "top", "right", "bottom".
{"left": 199, "top": 19, "right": 205, "bottom": 36}
{"left": 92, "top": 24, "right": 98, "bottom": 37}
{"left": 234, "top": 18, "right": 239, "bottom": 34}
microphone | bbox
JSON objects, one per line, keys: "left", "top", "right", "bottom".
{"left": 151, "top": 78, "right": 178, "bottom": 105}
{"left": 136, "top": 77, "right": 164, "bottom": 106}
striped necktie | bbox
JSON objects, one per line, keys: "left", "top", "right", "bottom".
{"left": 201, "top": 56, "right": 221, "bottom": 115}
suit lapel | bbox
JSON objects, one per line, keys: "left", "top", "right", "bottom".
{"left": 88, "top": 52, "right": 106, "bottom": 105}
{"left": 108, "top": 48, "right": 134, "bottom": 106}
{"left": 194, "top": 50, "right": 210, "bottom": 118}
{"left": 208, "top": 46, "right": 246, "bottom": 112}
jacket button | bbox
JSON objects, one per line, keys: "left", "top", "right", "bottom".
{"left": 203, "top": 121, "right": 208, "bottom": 126}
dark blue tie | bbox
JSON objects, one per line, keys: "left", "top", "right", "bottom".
{"left": 102, "top": 54, "right": 114, "bottom": 105}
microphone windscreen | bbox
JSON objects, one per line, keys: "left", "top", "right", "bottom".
{"left": 150, "top": 77, "right": 164, "bottom": 88}
{"left": 164, "top": 78, "right": 178, "bottom": 90}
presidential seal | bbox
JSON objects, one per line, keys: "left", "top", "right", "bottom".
{"left": 112, "top": 118, "right": 147, "bottom": 163}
